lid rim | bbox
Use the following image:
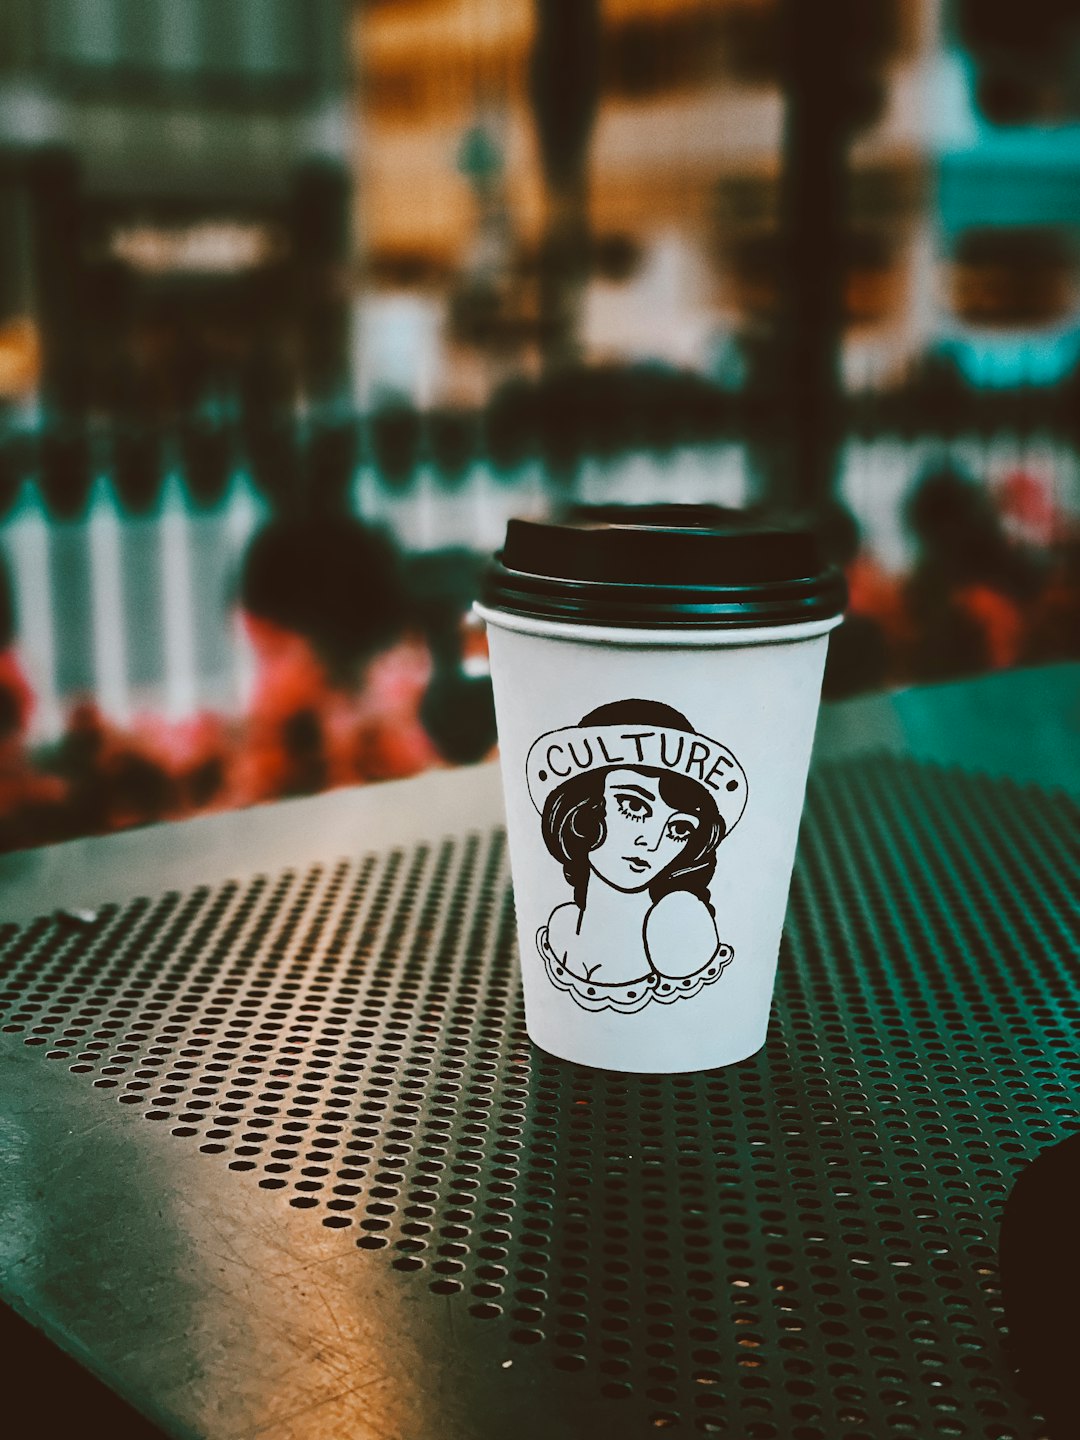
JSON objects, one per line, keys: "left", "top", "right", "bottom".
{"left": 498, "top": 555, "right": 835, "bottom": 590}
{"left": 493, "top": 561, "right": 838, "bottom": 599}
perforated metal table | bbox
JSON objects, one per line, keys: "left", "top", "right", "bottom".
{"left": 2, "top": 666, "right": 1078, "bottom": 1440}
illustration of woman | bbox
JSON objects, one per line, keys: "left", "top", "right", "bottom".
{"left": 531, "top": 699, "right": 747, "bottom": 1014}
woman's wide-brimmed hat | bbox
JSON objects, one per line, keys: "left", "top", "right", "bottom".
{"left": 527, "top": 705, "right": 748, "bottom": 835}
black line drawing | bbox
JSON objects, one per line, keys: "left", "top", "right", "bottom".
{"left": 528, "top": 699, "right": 747, "bottom": 1014}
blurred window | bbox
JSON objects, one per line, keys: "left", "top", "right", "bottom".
{"left": 955, "top": 0, "right": 1080, "bottom": 125}
{"left": 602, "top": 11, "right": 725, "bottom": 100}
{"left": 949, "top": 229, "right": 1079, "bottom": 328}
{"left": 40, "top": 0, "right": 329, "bottom": 101}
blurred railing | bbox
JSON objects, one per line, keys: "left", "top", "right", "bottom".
{"left": 2, "top": 369, "right": 1079, "bottom": 741}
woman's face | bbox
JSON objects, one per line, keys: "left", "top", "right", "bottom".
{"left": 588, "top": 768, "right": 699, "bottom": 892}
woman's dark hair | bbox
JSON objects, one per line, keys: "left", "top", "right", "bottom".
{"left": 540, "top": 700, "right": 725, "bottom": 911}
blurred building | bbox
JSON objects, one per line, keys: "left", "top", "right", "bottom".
{"left": 933, "top": 0, "right": 1080, "bottom": 389}
{"left": 0, "top": 0, "right": 1076, "bottom": 853}
{"left": 0, "top": 0, "right": 352, "bottom": 418}
{"left": 354, "top": 0, "right": 937, "bottom": 398}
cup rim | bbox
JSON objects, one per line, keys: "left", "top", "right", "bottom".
{"left": 473, "top": 602, "right": 843, "bottom": 647}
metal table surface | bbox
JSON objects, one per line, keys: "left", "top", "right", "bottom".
{"left": 1, "top": 665, "right": 1078, "bottom": 1440}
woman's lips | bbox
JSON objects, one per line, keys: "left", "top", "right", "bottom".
{"left": 624, "top": 856, "right": 651, "bottom": 873}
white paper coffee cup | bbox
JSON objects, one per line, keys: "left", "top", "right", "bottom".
{"left": 475, "top": 511, "right": 845, "bottom": 1074}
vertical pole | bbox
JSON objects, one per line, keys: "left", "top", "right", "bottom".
{"left": 776, "top": 0, "right": 851, "bottom": 512}
{"left": 292, "top": 159, "right": 351, "bottom": 407}
{"left": 26, "top": 148, "right": 84, "bottom": 418}
{"left": 529, "top": 0, "right": 601, "bottom": 373}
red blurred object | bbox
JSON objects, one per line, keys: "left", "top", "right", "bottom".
{"left": 955, "top": 584, "right": 1025, "bottom": 669}
{"left": 0, "top": 648, "right": 65, "bottom": 841}
{"left": 846, "top": 554, "right": 908, "bottom": 640}
{"left": 132, "top": 710, "right": 232, "bottom": 814}
{"left": 995, "top": 469, "right": 1061, "bottom": 547}
{"left": 0, "top": 596, "right": 448, "bottom": 851}
{"left": 234, "top": 614, "right": 440, "bottom": 804}
{"left": 1025, "top": 537, "right": 1080, "bottom": 664}
{"left": 0, "top": 648, "right": 35, "bottom": 740}
{"left": 460, "top": 611, "right": 492, "bottom": 676}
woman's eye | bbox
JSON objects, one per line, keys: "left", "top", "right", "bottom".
{"left": 667, "top": 820, "right": 695, "bottom": 842}
{"left": 616, "top": 795, "right": 650, "bottom": 820}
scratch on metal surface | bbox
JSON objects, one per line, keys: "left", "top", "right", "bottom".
{"left": 72, "top": 1114, "right": 117, "bottom": 1141}
{"left": 315, "top": 1286, "right": 347, "bottom": 1347}
{"left": 199, "top": 1223, "right": 253, "bottom": 1273}
{"left": 245, "top": 1368, "right": 391, "bottom": 1440}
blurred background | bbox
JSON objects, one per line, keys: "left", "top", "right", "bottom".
{"left": 0, "top": 0, "right": 1078, "bottom": 851}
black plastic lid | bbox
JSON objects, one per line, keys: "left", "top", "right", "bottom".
{"left": 481, "top": 506, "right": 847, "bottom": 629}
